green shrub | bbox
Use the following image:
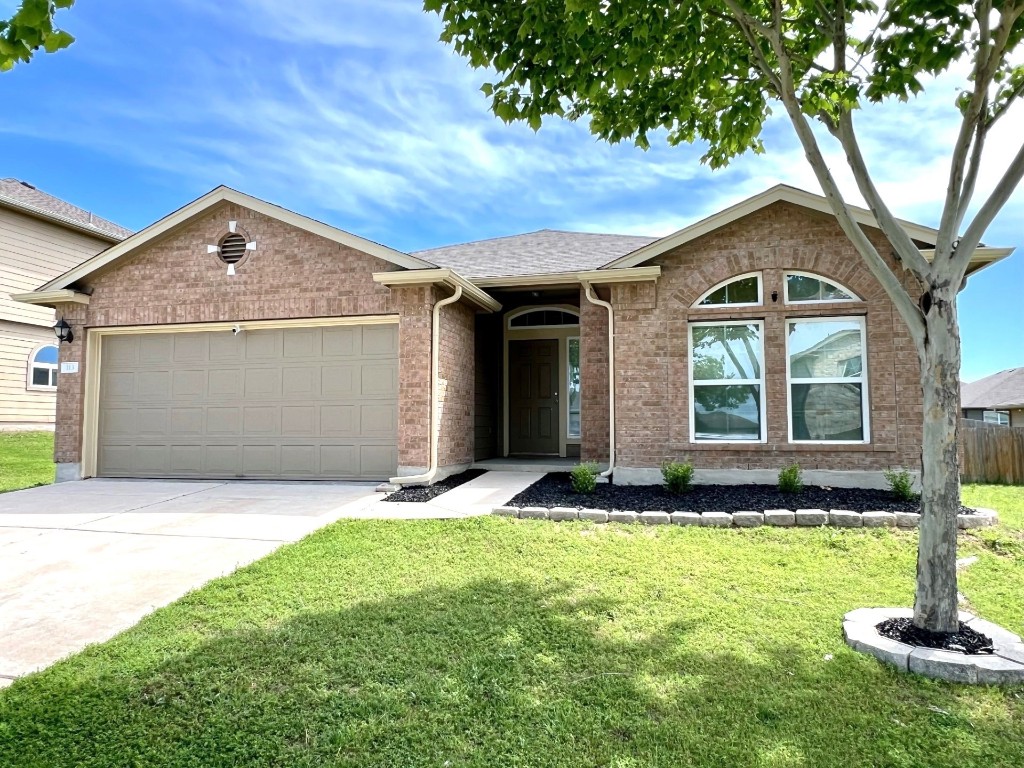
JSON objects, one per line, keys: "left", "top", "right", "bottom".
{"left": 570, "top": 462, "right": 599, "bottom": 494}
{"left": 661, "top": 460, "right": 695, "bottom": 494}
{"left": 883, "top": 467, "right": 918, "bottom": 501}
{"left": 778, "top": 462, "right": 803, "bottom": 493}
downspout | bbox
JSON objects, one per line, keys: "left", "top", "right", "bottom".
{"left": 581, "top": 281, "right": 615, "bottom": 479}
{"left": 390, "top": 284, "right": 463, "bottom": 486}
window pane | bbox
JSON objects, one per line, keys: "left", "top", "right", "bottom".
{"left": 31, "top": 367, "right": 51, "bottom": 386}
{"left": 34, "top": 345, "right": 59, "bottom": 364}
{"left": 567, "top": 338, "right": 581, "bottom": 438}
{"left": 791, "top": 383, "right": 864, "bottom": 440}
{"left": 692, "top": 324, "right": 762, "bottom": 381}
{"left": 50, "top": 369, "right": 59, "bottom": 387}
{"left": 788, "top": 320, "right": 863, "bottom": 378}
{"left": 983, "top": 410, "right": 1009, "bottom": 426}
{"left": 693, "top": 384, "right": 761, "bottom": 440}
{"left": 787, "top": 274, "right": 854, "bottom": 302}
{"left": 699, "top": 275, "right": 759, "bottom": 305}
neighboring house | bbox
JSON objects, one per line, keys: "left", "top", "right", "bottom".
{"left": 962, "top": 368, "right": 1024, "bottom": 427}
{"left": 13, "top": 184, "right": 1014, "bottom": 486}
{"left": 0, "top": 179, "right": 131, "bottom": 428}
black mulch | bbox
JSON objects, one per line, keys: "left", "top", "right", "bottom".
{"left": 508, "top": 472, "right": 975, "bottom": 514}
{"left": 382, "top": 469, "right": 486, "bottom": 503}
{"left": 877, "top": 617, "right": 994, "bottom": 655}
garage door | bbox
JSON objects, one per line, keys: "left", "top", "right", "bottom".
{"left": 97, "top": 324, "right": 398, "bottom": 480}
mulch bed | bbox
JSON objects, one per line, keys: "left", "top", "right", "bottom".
{"left": 508, "top": 472, "right": 974, "bottom": 514}
{"left": 383, "top": 469, "right": 486, "bottom": 503}
{"left": 876, "top": 617, "right": 994, "bottom": 655}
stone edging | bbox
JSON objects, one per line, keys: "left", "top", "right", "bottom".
{"left": 491, "top": 506, "right": 998, "bottom": 529}
{"left": 843, "top": 608, "right": 1024, "bottom": 685}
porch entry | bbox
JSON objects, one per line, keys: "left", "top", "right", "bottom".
{"left": 508, "top": 339, "right": 559, "bottom": 455}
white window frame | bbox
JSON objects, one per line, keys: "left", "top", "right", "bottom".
{"left": 783, "top": 271, "right": 860, "bottom": 304}
{"left": 567, "top": 336, "right": 581, "bottom": 439}
{"left": 26, "top": 343, "right": 59, "bottom": 391}
{"left": 983, "top": 410, "right": 1010, "bottom": 426}
{"left": 785, "top": 315, "right": 870, "bottom": 444}
{"left": 506, "top": 306, "right": 580, "bottom": 330}
{"left": 692, "top": 271, "right": 763, "bottom": 308}
{"left": 688, "top": 319, "right": 766, "bottom": 443}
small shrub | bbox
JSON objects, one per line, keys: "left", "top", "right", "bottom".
{"left": 778, "top": 462, "right": 803, "bottom": 493}
{"left": 883, "top": 467, "right": 918, "bottom": 501}
{"left": 661, "top": 460, "right": 695, "bottom": 494}
{"left": 570, "top": 462, "right": 599, "bottom": 494}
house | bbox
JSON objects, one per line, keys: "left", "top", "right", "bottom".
{"left": 13, "top": 184, "right": 1013, "bottom": 487}
{"left": 0, "top": 179, "right": 131, "bottom": 429}
{"left": 962, "top": 368, "right": 1024, "bottom": 427}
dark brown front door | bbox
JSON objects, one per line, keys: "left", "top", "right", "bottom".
{"left": 509, "top": 339, "right": 559, "bottom": 455}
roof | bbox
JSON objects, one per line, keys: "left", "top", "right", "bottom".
{"left": 961, "top": 368, "right": 1024, "bottom": 410}
{"left": 0, "top": 178, "right": 132, "bottom": 242}
{"left": 412, "top": 229, "right": 656, "bottom": 279}
{"left": 602, "top": 184, "right": 1012, "bottom": 272}
{"left": 39, "top": 186, "right": 435, "bottom": 292}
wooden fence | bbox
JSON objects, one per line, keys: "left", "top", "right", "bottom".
{"left": 960, "top": 419, "right": 1024, "bottom": 485}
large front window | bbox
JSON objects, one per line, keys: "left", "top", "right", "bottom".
{"left": 690, "top": 321, "right": 764, "bottom": 441}
{"left": 787, "top": 317, "right": 869, "bottom": 442}
{"left": 567, "top": 337, "right": 581, "bottom": 438}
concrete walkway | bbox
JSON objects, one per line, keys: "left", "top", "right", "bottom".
{"left": 0, "top": 471, "right": 539, "bottom": 685}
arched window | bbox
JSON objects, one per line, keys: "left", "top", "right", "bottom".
{"left": 784, "top": 271, "right": 859, "bottom": 303}
{"left": 27, "top": 344, "right": 59, "bottom": 389}
{"left": 507, "top": 307, "right": 580, "bottom": 328}
{"left": 693, "top": 272, "right": 762, "bottom": 307}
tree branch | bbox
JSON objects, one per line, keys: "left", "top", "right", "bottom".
{"left": 833, "top": 112, "right": 933, "bottom": 283}
{"left": 954, "top": 110, "right": 987, "bottom": 234}
{"left": 953, "top": 139, "right": 1024, "bottom": 278}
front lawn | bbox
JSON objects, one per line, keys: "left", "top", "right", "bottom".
{"left": 1, "top": 487, "right": 1022, "bottom": 767}
{"left": 0, "top": 431, "right": 54, "bottom": 493}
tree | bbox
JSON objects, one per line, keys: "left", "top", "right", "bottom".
{"left": 1, "top": 0, "right": 75, "bottom": 72}
{"left": 425, "top": 0, "right": 1024, "bottom": 634}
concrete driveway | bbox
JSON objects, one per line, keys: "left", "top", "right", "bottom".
{"left": 0, "top": 479, "right": 382, "bottom": 686}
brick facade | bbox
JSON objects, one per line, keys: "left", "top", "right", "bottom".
{"left": 436, "top": 299, "right": 476, "bottom": 468}
{"left": 610, "top": 201, "right": 924, "bottom": 475}
{"left": 50, "top": 201, "right": 473, "bottom": 477}
{"left": 579, "top": 290, "right": 610, "bottom": 462}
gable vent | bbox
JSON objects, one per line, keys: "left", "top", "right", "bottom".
{"left": 218, "top": 233, "right": 248, "bottom": 264}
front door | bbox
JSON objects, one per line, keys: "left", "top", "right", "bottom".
{"left": 509, "top": 339, "right": 559, "bottom": 455}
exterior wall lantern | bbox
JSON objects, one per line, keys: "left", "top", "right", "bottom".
{"left": 54, "top": 317, "right": 74, "bottom": 345}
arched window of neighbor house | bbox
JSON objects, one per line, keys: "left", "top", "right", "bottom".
{"left": 28, "top": 344, "right": 59, "bottom": 389}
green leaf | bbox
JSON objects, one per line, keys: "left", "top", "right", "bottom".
{"left": 43, "top": 29, "right": 74, "bottom": 53}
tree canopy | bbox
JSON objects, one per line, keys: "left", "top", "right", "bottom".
{"left": 0, "top": 0, "right": 75, "bottom": 72}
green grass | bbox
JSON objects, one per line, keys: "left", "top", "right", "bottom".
{"left": 2, "top": 488, "right": 1022, "bottom": 767}
{"left": 0, "top": 431, "right": 54, "bottom": 493}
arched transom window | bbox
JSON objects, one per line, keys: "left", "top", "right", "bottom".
{"left": 507, "top": 307, "right": 580, "bottom": 328}
{"left": 784, "top": 271, "right": 859, "bottom": 303}
{"left": 27, "top": 344, "right": 59, "bottom": 389}
{"left": 693, "top": 272, "right": 762, "bottom": 307}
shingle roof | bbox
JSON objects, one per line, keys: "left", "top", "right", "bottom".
{"left": 961, "top": 368, "right": 1024, "bottom": 409}
{"left": 0, "top": 178, "right": 132, "bottom": 241}
{"left": 412, "top": 229, "right": 657, "bottom": 279}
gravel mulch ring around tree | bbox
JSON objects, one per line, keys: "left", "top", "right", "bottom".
{"left": 509, "top": 472, "right": 975, "bottom": 514}
{"left": 876, "top": 617, "right": 995, "bottom": 655}
{"left": 383, "top": 469, "right": 486, "bottom": 503}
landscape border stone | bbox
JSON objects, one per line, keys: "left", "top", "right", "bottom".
{"left": 843, "top": 607, "right": 1024, "bottom": 685}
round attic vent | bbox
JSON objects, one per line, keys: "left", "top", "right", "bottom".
{"left": 218, "top": 233, "right": 248, "bottom": 264}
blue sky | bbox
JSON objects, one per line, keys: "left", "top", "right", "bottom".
{"left": 1, "top": 0, "right": 1021, "bottom": 381}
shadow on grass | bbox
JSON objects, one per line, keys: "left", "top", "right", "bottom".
{"left": 1, "top": 578, "right": 1021, "bottom": 767}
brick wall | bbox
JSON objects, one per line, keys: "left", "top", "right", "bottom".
{"left": 51, "top": 201, "right": 444, "bottom": 472}
{"left": 611, "top": 201, "right": 924, "bottom": 474}
{"left": 436, "top": 299, "right": 476, "bottom": 468}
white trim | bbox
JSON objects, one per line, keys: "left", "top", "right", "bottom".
{"left": 10, "top": 289, "right": 90, "bottom": 307}
{"left": 471, "top": 266, "right": 660, "bottom": 289}
{"left": 603, "top": 184, "right": 1014, "bottom": 271}
{"left": 688, "top": 319, "right": 766, "bottom": 444}
{"left": 38, "top": 186, "right": 434, "bottom": 292}
{"left": 26, "top": 342, "right": 59, "bottom": 391}
{"left": 373, "top": 268, "right": 501, "bottom": 312}
{"left": 785, "top": 315, "right": 871, "bottom": 444}
{"left": 692, "top": 271, "right": 763, "bottom": 308}
{"left": 783, "top": 270, "right": 860, "bottom": 304}
{"left": 506, "top": 305, "right": 580, "bottom": 329}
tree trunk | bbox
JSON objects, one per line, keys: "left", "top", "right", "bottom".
{"left": 913, "top": 288, "right": 962, "bottom": 633}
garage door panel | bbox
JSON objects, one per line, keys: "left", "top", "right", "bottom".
{"left": 98, "top": 325, "right": 398, "bottom": 480}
